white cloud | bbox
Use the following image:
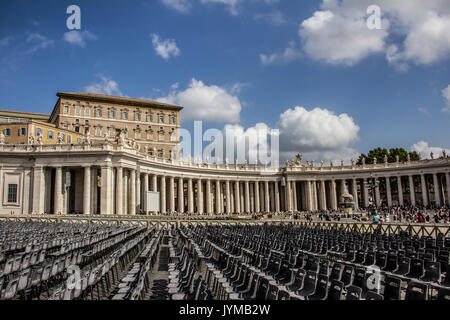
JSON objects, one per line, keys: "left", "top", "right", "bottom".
{"left": 161, "top": 0, "right": 192, "bottom": 13}
{"left": 269, "top": 0, "right": 450, "bottom": 67}
{"left": 411, "top": 141, "right": 450, "bottom": 159}
{"left": 151, "top": 33, "right": 180, "bottom": 61}
{"left": 277, "top": 106, "right": 360, "bottom": 162}
{"left": 200, "top": 0, "right": 240, "bottom": 15}
{"left": 25, "top": 33, "right": 54, "bottom": 54}
{"left": 63, "top": 30, "right": 97, "bottom": 48}
{"left": 442, "top": 84, "right": 450, "bottom": 113}
{"left": 157, "top": 78, "right": 242, "bottom": 123}
{"left": 260, "top": 41, "right": 302, "bottom": 65}
{"left": 84, "top": 76, "right": 124, "bottom": 97}
{"left": 299, "top": 9, "right": 388, "bottom": 66}
{"left": 418, "top": 107, "right": 431, "bottom": 117}
{"left": 254, "top": 10, "right": 286, "bottom": 25}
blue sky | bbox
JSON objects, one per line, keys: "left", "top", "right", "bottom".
{"left": 1, "top": 0, "right": 450, "bottom": 163}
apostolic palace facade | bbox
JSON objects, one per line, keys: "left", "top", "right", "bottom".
{"left": 0, "top": 93, "right": 449, "bottom": 216}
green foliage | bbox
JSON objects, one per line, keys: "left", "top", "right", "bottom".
{"left": 357, "top": 147, "right": 421, "bottom": 165}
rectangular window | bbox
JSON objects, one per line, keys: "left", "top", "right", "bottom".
{"left": 135, "top": 113, "right": 141, "bottom": 121}
{"left": 48, "top": 130, "right": 54, "bottom": 139}
{"left": 64, "top": 106, "right": 70, "bottom": 114}
{"left": 74, "top": 126, "right": 80, "bottom": 133}
{"left": 67, "top": 135, "right": 72, "bottom": 143}
{"left": 135, "top": 132, "right": 141, "bottom": 139}
{"left": 158, "top": 115, "right": 164, "bottom": 123}
{"left": 170, "top": 115, "right": 176, "bottom": 124}
{"left": 3, "top": 128, "right": 11, "bottom": 136}
{"left": 85, "top": 107, "right": 90, "bottom": 116}
{"left": 75, "top": 106, "right": 81, "bottom": 116}
{"left": 7, "top": 184, "right": 18, "bottom": 203}
{"left": 84, "top": 127, "right": 89, "bottom": 134}
{"left": 95, "top": 109, "right": 102, "bottom": 117}
{"left": 121, "top": 111, "right": 128, "bottom": 120}
{"left": 109, "top": 127, "right": 115, "bottom": 137}
{"left": 109, "top": 110, "right": 116, "bottom": 119}
{"left": 35, "top": 128, "right": 42, "bottom": 137}
{"left": 95, "top": 127, "right": 102, "bottom": 136}
{"left": 159, "top": 133, "right": 164, "bottom": 142}
{"left": 18, "top": 128, "right": 26, "bottom": 136}
{"left": 146, "top": 114, "right": 153, "bottom": 122}
{"left": 146, "top": 132, "right": 153, "bottom": 141}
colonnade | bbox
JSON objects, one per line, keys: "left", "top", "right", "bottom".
{"left": 29, "top": 164, "right": 450, "bottom": 215}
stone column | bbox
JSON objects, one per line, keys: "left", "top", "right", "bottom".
{"left": 319, "top": 180, "right": 326, "bottom": 210}
{"left": 152, "top": 174, "right": 157, "bottom": 192}
{"left": 129, "top": 169, "right": 136, "bottom": 215}
{"left": 54, "top": 166, "right": 63, "bottom": 215}
{"left": 275, "top": 182, "right": 280, "bottom": 212}
{"left": 292, "top": 181, "right": 297, "bottom": 211}
{"left": 32, "top": 166, "right": 45, "bottom": 214}
{"left": 374, "top": 178, "right": 381, "bottom": 207}
{"left": 446, "top": 173, "right": 450, "bottom": 206}
{"left": 216, "top": 180, "right": 221, "bottom": 213}
{"left": 178, "top": 177, "right": 184, "bottom": 213}
{"left": 409, "top": 175, "right": 416, "bottom": 206}
{"left": 352, "top": 179, "right": 359, "bottom": 209}
{"left": 397, "top": 176, "right": 403, "bottom": 206}
{"left": 225, "top": 180, "right": 231, "bottom": 214}
{"left": 270, "top": 182, "right": 275, "bottom": 212}
{"left": 234, "top": 181, "right": 240, "bottom": 213}
{"left": 433, "top": 173, "right": 441, "bottom": 206}
{"left": 100, "top": 165, "right": 112, "bottom": 215}
{"left": 330, "top": 180, "right": 337, "bottom": 210}
{"left": 244, "top": 181, "right": 250, "bottom": 213}
{"left": 286, "top": 179, "right": 292, "bottom": 212}
{"left": 197, "top": 179, "right": 203, "bottom": 214}
{"left": 386, "top": 177, "right": 392, "bottom": 207}
{"left": 363, "top": 178, "right": 369, "bottom": 208}
{"left": 255, "top": 181, "right": 260, "bottom": 212}
{"left": 115, "top": 167, "right": 123, "bottom": 215}
{"left": 82, "top": 166, "right": 91, "bottom": 215}
{"left": 123, "top": 170, "right": 128, "bottom": 214}
{"left": 187, "top": 178, "right": 194, "bottom": 214}
{"left": 169, "top": 176, "right": 175, "bottom": 213}
{"left": 136, "top": 173, "right": 141, "bottom": 212}
{"left": 312, "top": 181, "right": 318, "bottom": 210}
{"left": 240, "top": 183, "right": 245, "bottom": 213}
{"left": 160, "top": 176, "right": 166, "bottom": 214}
{"left": 206, "top": 179, "right": 212, "bottom": 215}
{"left": 421, "top": 174, "right": 428, "bottom": 206}
{"left": 264, "top": 181, "right": 270, "bottom": 213}
{"left": 305, "top": 181, "right": 312, "bottom": 211}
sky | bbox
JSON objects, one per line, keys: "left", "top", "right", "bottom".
{"left": 0, "top": 0, "right": 450, "bottom": 164}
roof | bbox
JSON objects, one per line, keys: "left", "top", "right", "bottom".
{"left": 0, "top": 109, "right": 50, "bottom": 121}
{"left": 56, "top": 92, "right": 183, "bottom": 111}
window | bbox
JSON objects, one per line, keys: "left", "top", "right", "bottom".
{"left": 146, "top": 131, "right": 153, "bottom": 141}
{"left": 135, "top": 112, "right": 141, "bottom": 121}
{"left": 18, "top": 128, "right": 26, "bottom": 136}
{"left": 3, "top": 128, "right": 11, "bottom": 136}
{"left": 7, "top": 184, "right": 18, "bottom": 203}
{"left": 95, "top": 127, "right": 102, "bottom": 136}
{"left": 135, "top": 131, "right": 141, "bottom": 139}
{"left": 74, "top": 126, "right": 80, "bottom": 133}
{"left": 84, "top": 127, "right": 89, "bottom": 134}
{"left": 108, "top": 109, "right": 116, "bottom": 119}
{"left": 121, "top": 111, "right": 128, "bottom": 120}
{"left": 35, "top": 128, "right": 42, "bottom": 137}
{"left": 158, "top": 114, "right": 164, "bottom": 123}
{"left": 146, "top": 113, "right": 153, "bottom": 122}
{"left": 64, "top": 105, "right": 70, "bottom": 114}
{"left": 95, "top": 108, "right": 102, "bottom": 117}
{"left": 170, "top": 130, "right": 177, "bottom": 142}
{"left": 67, "top": 135, "right": 72, "bottom": 143}
{"left": 159, "top": 132, "right": 164, "bottom": 141}
{"left": 62, "top": 123, "right": 69, "bottom": 129}
{"left": 148, "top": 148, "right": 154, "bottom": 156}
{"left": 157, "top": 149, "right": 164, "bottom": 158}
{"left": 85, "top": 107, "right": 90, "bottom": 116}
{"left": 75, "top": 105, "right": 81, "bottom": 116}
{"left": 77, "top": 138, "right": 82, "bottom": 144}
{"left": 169, "top": 115, "right": 176, "bottom": 124}
{"left": 109, "top": 127, "right": 115, "bottom": 137}
{"left": 48, "top": 130, "right": 54, "bottom": 140}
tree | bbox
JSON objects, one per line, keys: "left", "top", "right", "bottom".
{"left": 357, "top": 147, "right": 421, "bottom": 165}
